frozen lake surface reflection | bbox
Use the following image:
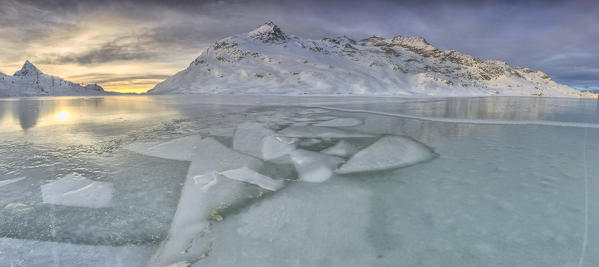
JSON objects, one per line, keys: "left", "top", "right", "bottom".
{"left": 1, "top": 95, "right": 598, "bottom": 266}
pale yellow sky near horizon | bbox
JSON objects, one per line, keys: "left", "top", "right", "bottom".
{"left": 0, "top": 61, "right": 182, "bottom": 94}
{"left": 0, "top": 3, "right": 210, "bottom": 94}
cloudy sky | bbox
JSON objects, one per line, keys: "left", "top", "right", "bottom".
{"left": 0, "top": 0, "right": 597, "bottom": 93}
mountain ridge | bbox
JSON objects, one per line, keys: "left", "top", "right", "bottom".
{"left": 0, "top": 61, "right": 111, "bottom": 97}
{"left": 149, "top": 21, "right": 589, "bottom": 97}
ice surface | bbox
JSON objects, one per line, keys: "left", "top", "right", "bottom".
{"left": 337, "top": 135, "right": 435, "bottom": 174}
{"left": 194, "top": 179, "right": 375, "bottom": 267}
{"left": 233, "top": 122, "right": 274, "bottom": 158}
{"left": 289, "top": 150, "right": 344, "bottom": 183}
{"left": 153, "top": 137, "right": 264, "bottom": 266}
{"left": 313, "top": 118, "right": 362, "bottom": 127}
{"left": 124, "top": 135, "right": 203, "bottom": 161}
{"left": 187, "top": 137, "right": 263, "bottom": 176}
{"left": 0, "top": 176, "right": 25, "bottom": 187}
{"left": 3, "top": 96, "right": 599, "bottom": 266}
{"left": 41, "top": 174, "right": 114, "bottom": 208}
{"left": 233, "top": 122, "right": 297, "bottom": 160}
{"left": 278, "top": 126, "right": 373, "bottom": 138}
{"left": 261, "top": 136, "right": 297, "bottom": 160}
{"left": 320, "top": 140, "right": 359, "bottom": 158}
{"left": 0, "top": 238, "right": 152, "bottom": 267}
{"left": 219, "top": 167, "right": 284, "bottom": 191}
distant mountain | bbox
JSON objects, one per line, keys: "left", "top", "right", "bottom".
{"left": 149, "top": 21, "right": 588, "bottom": 97}
{"left": 0, "top": 61, "right": 111, "bottom": 97}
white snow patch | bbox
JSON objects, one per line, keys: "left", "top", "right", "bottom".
{"left": 337, "top": 135, "right": 434, "bottom": 174}
{"left": 41, "top": 174, "right": 114, "bottom": 208}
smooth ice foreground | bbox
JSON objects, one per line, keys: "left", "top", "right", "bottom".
{"left": 41, "top": 174, "right": 114, "bottom": 208}
{"left": 0, "top": 177, "right": 25, "bottom": 188}
{"left": 2, "top": 95, "right": 599, "bottom": 267}
{"left": 0, "top": 238, "right": 152, "bottom": 266}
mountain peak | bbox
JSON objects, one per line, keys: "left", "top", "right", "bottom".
{"left": 391, "top": 35, "right": 436, "bottom": 51}
{"left": 248, "top": 21, "right": 287, "bottom": 43}
{"left": 14, "top": 60, "right": 42, "bottom": 77}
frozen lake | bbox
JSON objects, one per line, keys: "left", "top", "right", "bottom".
{"left": 0, "top": 95, "right": 598, "bottom": 266}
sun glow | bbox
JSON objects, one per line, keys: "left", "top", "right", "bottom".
{"left": 55, "top": 110, "right": 69, "bottom": 120}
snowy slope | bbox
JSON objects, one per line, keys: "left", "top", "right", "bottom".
{"left": 149, "top": 22, "right": 588, "bottom": 97}
{"left": 0, "top": 61, "right": 111, "bottom": 97}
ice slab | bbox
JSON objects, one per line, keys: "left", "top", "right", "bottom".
{"left": 233, "top": 122, "right": 296, "bottom": 160}
{"left": 0, "top": 176, "right": 25, "bottom": 188}
{"left": 313, "top": 118, "right": 362, "bottom": 127}
{"left": 187, "top": 138, "right": 263, "bottom": 177}
{"left": 41, "top": 174, "right": 114, "bottom": 208}
{"left": 337, "top": 135, "right": 434, "bottom": 174}
{"left": 219, "top": 167, "right": 284, "bottom": 191}
{"left": 0, "top": 238, "right": 152, "bottom": 267}
{"left": 289, "top": 150, "right": 344, "bottom": 183}
{"left": 233, "top": 122, "right": 274, "bottom": 158}
{"left": 153, "top": 138, "right": 265, "bottom": 266}
{"left": 124, "top": 135, "right": 203, "bottom": 161}
{"left": 261, "top": 136, "right": 297, "bottom": 161}
{"left": 321, "top": 140, "right": 359, "bottom": 158}
{"left": 278, "top": 126, "right": 373, "bottom": 138}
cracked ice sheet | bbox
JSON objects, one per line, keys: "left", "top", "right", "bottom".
{"left": 337, "top": 135, "right": 435, "bottom": 174}
{"left": 233, "top": 122, "right": 274, "bottom": 159}
{"left": 124, "top": 135, "right": 203, "bottom": 161}
{"left": 233, "top": 122, "right": 296, "bottom": 160}
{"left": 193, "top": 179, "right": 375, "bottom": 267}
{"left": 0, "top": 238, "right": 153, "bottom": 267}
{"left": 41, "top": 174, "right": 114, "bottom": 208}
{"left": 152, "top": 138, "right": 264, "bottom": 266}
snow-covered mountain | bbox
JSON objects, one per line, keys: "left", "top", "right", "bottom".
{"left": 149, "top": 22, "right": 588, "bottom": 97}
{"left": 0, "top": 61, "right": 111, "bottom": 97}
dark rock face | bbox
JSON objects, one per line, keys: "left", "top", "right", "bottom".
{"left": 249, "top": 22, "right": 288, "bottom": 43}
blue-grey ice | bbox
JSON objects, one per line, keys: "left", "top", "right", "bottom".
{"left": 0, "top": 177, "right": 25, "bottom": 188}
{"left": 313, "top": 117, "right": 362, "bottom": 127}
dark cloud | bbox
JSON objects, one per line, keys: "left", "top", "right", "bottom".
{"left": 39, "top": 40, "right": 154, "bottom": 65}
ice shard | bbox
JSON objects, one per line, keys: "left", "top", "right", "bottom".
{"left": 336, "top": 135, "right": 434, "bottom": 174}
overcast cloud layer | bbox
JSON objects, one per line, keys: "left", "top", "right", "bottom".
{"left": 0, "top": 0, "right": 597, "bottom": 92}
